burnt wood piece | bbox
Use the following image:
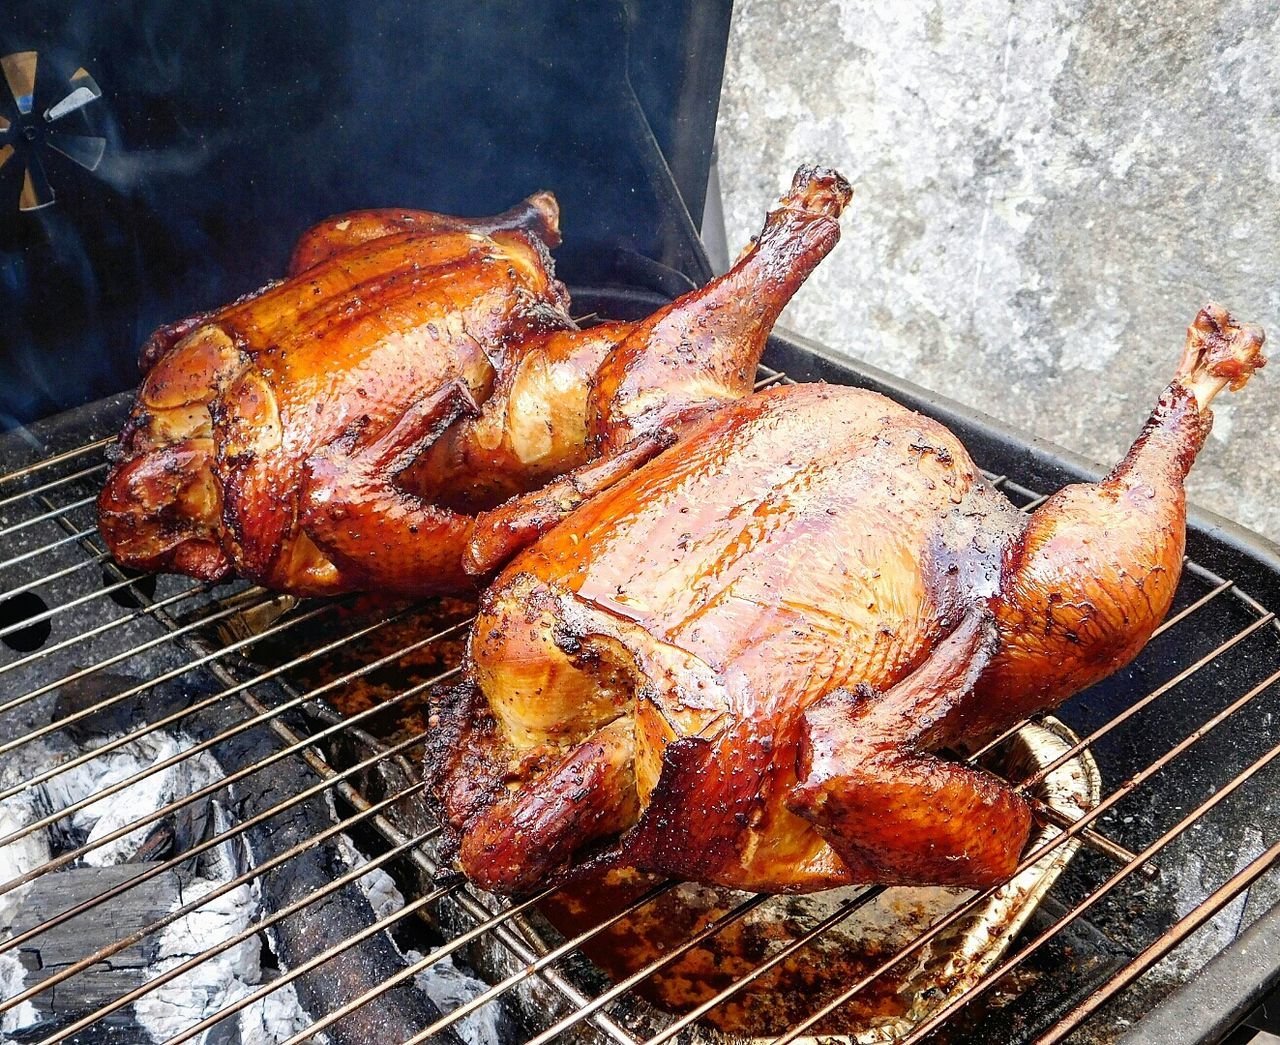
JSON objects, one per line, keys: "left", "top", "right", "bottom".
{"left": 11, "top": 863, "right": 180, "bottom": 1040}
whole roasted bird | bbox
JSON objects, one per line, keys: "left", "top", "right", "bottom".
{"left": 428, "top": 305, "right": 1265, "bottom": 894}
{"left": 99, "top": 168, "right": 851, "bottom": 595}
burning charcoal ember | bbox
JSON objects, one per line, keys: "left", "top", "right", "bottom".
{"left": 255, "top": 837, "right": 462, "bottom": 1045}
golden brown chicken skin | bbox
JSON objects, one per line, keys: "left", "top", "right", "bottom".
{"left": 461, "top": 166, "right": 854, "bottom": 573}
{"left": 100, "top": 196, "right": 572, "bottom": 595}
{"left": 428, "top": 305, "right": 1265, "bottom": 895}
{"left": 100, "top": 167, "right": 852, "bottom": 597}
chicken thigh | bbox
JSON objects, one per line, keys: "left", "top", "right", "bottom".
{"left": 427, "top": 305, "right": 1265, "bottom": 894}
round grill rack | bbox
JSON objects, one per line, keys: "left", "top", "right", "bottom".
{"left": 1, "top": 326, "right": 1279, "bottom": 1045}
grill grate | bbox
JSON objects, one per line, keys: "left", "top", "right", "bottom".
{"left": 1, "top": 358, "right": 1279, "bottom": 1045}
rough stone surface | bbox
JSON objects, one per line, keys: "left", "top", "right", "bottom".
{"left": 716, "top": 0, "right": 1280, "bottom": 541}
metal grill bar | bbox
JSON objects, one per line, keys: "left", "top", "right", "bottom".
{"left": 0, "top": 434, "right": 112, "bottom": 484}
{"left": 0, "top": 492, "right": 97, "bottom": 537}
{"left": 1, "top": 769, "right": 431, "bottom": 1020}
{"left": 0, "top": 581, "right": 209, "bottom": 679}
{"left": 948, "top": 554, "right": 1209, "bottom": 771}
{"left": 1150, "top": 577, "right": 1235, "bottom": 637}
{"left": 0, "top": 523, "right": 100, "bottom": 572}
{"left": 33, "top": 823, "right": 441, "bottom": 1044}
{"left": 0, "top": 594, "right": 276, "bottom": 725}
{"left": 0, "top": 460, "right": 108, "bottom": 510}
{"left": 0, "top": 563, "right": 190, "bottom": 644}
{"left": 523, "top": 894, "right": 773, "bottom": 1045}
{"left": 1026, "top": 611, "right": 1275, "bottom": 785}
{"left": 271, "top": 890, "right": 561, "bottom": 1045}
{"left": 769, "top": 661, "right": 1280, "bottom": 1044}
{"left": 1039, "top": 835, "right": 1280, "bottom": 1045}
{"left": 0, "top": 547, "right": 114, "bottom": 611}
{"left": 639, "top": 887, "right": 886, "bottom": 1045}
{"left": 168, "top": 885, "right": 458, "bottom": 1045}
{"left": 0, "top": 728, "right": 431, "bottom": 991}
{"left": 0, "top": 605, "right": 448, "bottom": 851}
{"left": 0, "top": 666, "right": 457, "bottom": 905}
{"left": 402, "top": 880, "right": 683, "bottom": 1045}
{"left": 899, "top": 726, "right": 1280, "bottom": 1044}
{"left": 0, "top": 555, "right": 189, "bottom": 637}
{"left": 0, "top": 594, "right": 316, "bottom": 760}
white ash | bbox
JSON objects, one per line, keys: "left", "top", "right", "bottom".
{"left": 336, "top": 834, "right": 406, "bottom": 920}
{"left": 0, "top": 793, "right": 52, "bottom": 1036}
{"left": 0, "top": 791, "right": 52, "bottom": 929}
{"left": 135, "top": 877, "right": 313, "bottom": 1045}
{"left": 405, "top": 949, "right": 504, "bottom": 1045}
{"left": 0, "top": 726, "right": 315, "bottom": 1043}
{"left": 0, "top": 732, "right": 225, "bottom": 866}
{"left": 0, "top": 941, "right": 39, "bottom": 1037}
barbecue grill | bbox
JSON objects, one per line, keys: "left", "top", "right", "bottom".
{"left": 3, "top": 4, "right": 1280, "bottom": 1043}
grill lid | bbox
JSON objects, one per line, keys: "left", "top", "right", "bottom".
{"left": 0, "top": 0, "right": 731, "bottom": 427}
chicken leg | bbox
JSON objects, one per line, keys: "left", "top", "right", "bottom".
{"left": 975, "top": 304, "right": 1267, "bottom": 737}
{"left": 465, "top": 165, "right": 853, "bottom": 573}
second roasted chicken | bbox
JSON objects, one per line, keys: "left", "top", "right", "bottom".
{"left": 428, "top": 305, "right": 1265, "bottom": 894}
{"left": 98, "top": 168, "right": 851, "bottom": 596}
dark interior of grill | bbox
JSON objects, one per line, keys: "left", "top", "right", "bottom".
{"left": 3, "top": 3, "right": 1280, "bottom": 1043}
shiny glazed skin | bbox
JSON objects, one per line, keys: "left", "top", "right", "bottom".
{"left": 99, "top": 196, "right": 571, "bottom": 595}
{"left": 99, "top": 167, "right": 853, "bottom": 597}
{"left": 428, "top": 305, "right": 1266, "bottom": 894}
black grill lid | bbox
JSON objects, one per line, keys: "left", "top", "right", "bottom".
{"left": 0, "top": 0, "right": 731, "bottom": 427}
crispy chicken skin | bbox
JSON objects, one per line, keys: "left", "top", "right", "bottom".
{"left": 100, "top": 196, "right": 571, "bottom": 595}
{"left": 428, "top": 306, "right": 1265, "bottom": 894}
{"left": 99, "top": 167, "right": 851, "bottom": 596}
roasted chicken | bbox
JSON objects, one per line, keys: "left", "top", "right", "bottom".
{"left": 99, "top": 167, "right": 851, "bottom": 596}
{"left": 428, "top": 306, "right": 1265, "bottom": 894}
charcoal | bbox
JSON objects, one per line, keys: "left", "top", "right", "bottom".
{"left": 52, "top": 672, "right": 195, "bottom": 745}
{"left": 10, "top": 863, "right": 180, "bottom": 1041}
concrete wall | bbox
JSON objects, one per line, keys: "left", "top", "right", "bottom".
{"left": 715, "top": 0, "right": 1280, "bottom": 540}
